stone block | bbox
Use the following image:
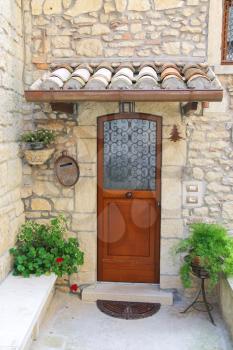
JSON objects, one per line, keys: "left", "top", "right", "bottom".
{"left": 0, "top": 252, "right": 12, "bottom": 284}
{"left": 104, "top": 3, "right": 115, "bottom": 13}
{"left": 65, "top": 0, "right": 103, "bottom": 16}
{"left": 53, "top": 36, "right": 70, "bottom": 49}
{"left": 128, "top": 0, "right": 150, "bottom": 11}
{"left": 161, "top": 167, "right": 182, "bottom": 218}
{"left": 163, "top": 140, "right": 187, "bottom": 166}
{"left": 43, "top": 0, "right": 62, "bottom": 14}
{"left": 207, "top": 182, "right": 230, "bottom": 193}
{"left": 78, "top": 232, "right": 97, "bottom": 273}
{"left": 187, "top": 0, "right": 199, "bottom": 5}
{"left": 223, "top": 202, "right": 233, "bottom": 220}
{"left": 7, "top": 159, "right": 22, "bottom": 190}
{"left": 73, "top": 126, "right": 97, "bottom": 139}
{"left": 72, "top": 213, "right": 97, "bottom": 231}
{"left": 92, "top": 24, "right": 110, "bottom": 35}
{"left": 77, "top": 139, "right": 97, "bottom": 163}
{"left": 76, "top": 39, "right": 103, "bottom": 57}
{"left": 33, "top": 181, "right": 60, "bottom": 197}
{"left": 115, "top": 0, "right": 127, "bottom": 12}
{"left": 162, "top": 42, "right": 180, "bottom": 55}
{"left": 160, "top": 275, "right": 182, "bottom": 290}
{"left": 155, "top": 0, "right": 183, "bottom": 10}
{"left": 160, "top": 238, "right": 180, "bottom": 275}
{"left": 63, "top": 0, "right": 72, "bottom": 9}
{"left": 0, "top": 163, "right": 7, "bottom": 187}
{"left": 131, "top": 23, "right": 142, "bottom": 33}
{"left": 78, "top": 102, "right": 118, "bottom": 125}
{"left": 0, "top": 216, "right": 10, "bottom": 256}
{"left": 135, "top": 102, "right": 181, "bottom": 124}
{"left": 75, "top": 177, "right": 97, "bottom": 213}
{"left": 31, "top": 198, "right": 51, "bottom": 211}
{"left": 53, "top": 198, "right": 74, "bottom": 212}
{"left": 31, "top": 0, "right": 44, "bottom": 15}
{"left": 79, "top": 163, "right": 97, "bottom": 177}
{"left": 161, "top": 219, "right": 184, "bottom": 238}
{"left": 76, "top": 271, "right": 96, "bottom": 284}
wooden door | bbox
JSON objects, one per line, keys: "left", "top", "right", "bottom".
{"left": 97, "top": 113, "right": 162, "bottom": 283}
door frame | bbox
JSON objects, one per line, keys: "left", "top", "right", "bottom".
{"left": 97, "top": 112, "right": 162, "bottom": 283}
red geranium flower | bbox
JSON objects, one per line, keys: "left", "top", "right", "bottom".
{"left": 56, "top": 257, "right": 64, "bottom": 263}
{"left": 70, "top": 284, "right": 79, "bottom": 293}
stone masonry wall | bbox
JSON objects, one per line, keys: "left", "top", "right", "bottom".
{"left": 21, "top": 90, "right": 233, "bottom": 289}
{"left": 0, "top": 1, "right": 25, "bottom": 283}
{"left": 25, "top": 0, "right": 209, "bottom": 78}
{"left": 22, "top": 101, "right": 186, "bottom": 287}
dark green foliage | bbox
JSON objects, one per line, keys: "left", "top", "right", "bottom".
{"left": 175, "top": 223, "right": 233, "bottom": 288}
{"left": 20, "top": 129, "right": 56, "bottom": 146}
{"left": 10, "top": 216, "right": 84, "bottom": 278}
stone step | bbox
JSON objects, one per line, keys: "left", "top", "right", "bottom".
{"left": 82, "top": 283, "right": 173, "bottom": 305}
{"left": 0, "top": 273, "right": 57, "bottom": 350}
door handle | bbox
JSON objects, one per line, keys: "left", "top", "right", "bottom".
{"left": 125, "top": 192, "right": 133, "bottom": 199}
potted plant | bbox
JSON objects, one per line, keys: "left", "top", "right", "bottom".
{"left": 20, "top": 129, "right": 56, "bottom": 165}
{"left": 10, "top": 215, "right": 84, "bottom": 279}
{"left": 175, "top": 223, "right": 233, "bottom": 288}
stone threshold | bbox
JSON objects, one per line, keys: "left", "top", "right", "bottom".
{"left": 82, "top": 282, "right": 173, "bottom": 305}
{"left": 0, "top": 273, "right": 57, "bottom": 350}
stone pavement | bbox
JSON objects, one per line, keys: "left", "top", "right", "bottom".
{"left": 31, "top": 291, "right": 232, "bottom": 350}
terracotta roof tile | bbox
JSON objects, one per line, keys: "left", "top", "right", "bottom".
{"left": 30, "top": 61, "right": 222, "bottom": 92}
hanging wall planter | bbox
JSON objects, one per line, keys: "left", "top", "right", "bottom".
{"left": 24, "top": 148, "right": 55, "bottom": 165}
{"left": 20, "top": 129, "right": 56, "bottom": 166}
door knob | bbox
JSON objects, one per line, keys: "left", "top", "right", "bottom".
{"left": 125, "top": 192, "right": 133, "bottom": 199}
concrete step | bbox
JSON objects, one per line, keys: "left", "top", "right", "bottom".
{"left": 82, "top": 282, "right": 173, "bottom": 305}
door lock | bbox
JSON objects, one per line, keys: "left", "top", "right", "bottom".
{"left": 125, "top": 192, "right": 133, "bottom": 199}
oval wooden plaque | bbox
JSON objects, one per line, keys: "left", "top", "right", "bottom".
{"left": 55, "top": 151, "right": 80, "bottom": 187}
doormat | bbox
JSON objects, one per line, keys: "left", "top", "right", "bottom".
{"left": 96, "top": 300, "right": 161, "bottom": 320}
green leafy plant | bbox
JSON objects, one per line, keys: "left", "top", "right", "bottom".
{"left": 175, "top": 223, "right": 233, "bottom": 288}
{"left": 20, "top": 129, "right": 56, "bottom": 147}
{"left": 10, "top": 216, "right": 84, "bottom": 278}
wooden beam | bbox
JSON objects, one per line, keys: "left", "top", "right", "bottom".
{"left": 24, "top": 89, "right": 223, "bottom": 103}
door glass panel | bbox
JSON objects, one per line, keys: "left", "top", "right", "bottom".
{"left": 104, "top": 119, "right": 156, "bottom": 190}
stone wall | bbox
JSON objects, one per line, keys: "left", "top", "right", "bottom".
{"left": 25, "top": 0, "right": 209, "bottom": 76}
{"left": 0, "top": 0, "right": 25, "bottom": 283}
{"left": 22, "top": 101, "right": 185, "bottom": 287}
{"left": 21, "top": 90, "right": 233, "bottom": 289}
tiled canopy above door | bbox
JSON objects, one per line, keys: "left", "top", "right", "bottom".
{"left": 25, "top": 61, "right": 223, "bottom": 103}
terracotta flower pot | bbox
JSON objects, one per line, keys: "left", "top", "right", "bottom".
{"left": 184, "top": 255, "right": 209, "bottom": 278}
